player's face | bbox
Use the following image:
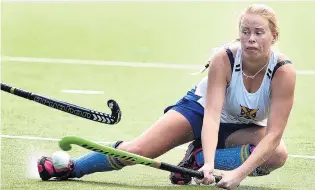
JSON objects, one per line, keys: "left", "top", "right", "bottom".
{"left": 239, "top": 13, "right": 275, "bottom": 60}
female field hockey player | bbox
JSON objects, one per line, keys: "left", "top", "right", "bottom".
{"left": 37, "top": 4, "right": 296, "bottom": 189}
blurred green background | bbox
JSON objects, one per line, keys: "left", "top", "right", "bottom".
{"left": 2, "top": 1, "right": 315, "bottom": 189}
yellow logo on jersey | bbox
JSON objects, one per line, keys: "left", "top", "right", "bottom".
{"left": 240, "top": 105, "right": 259, "bottom": 120}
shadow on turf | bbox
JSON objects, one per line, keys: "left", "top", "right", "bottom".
{"left": 44, "top": 179, "right": 280, "bottom": 190}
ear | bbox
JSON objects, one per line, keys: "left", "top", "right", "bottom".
{"left": 272, "top": 32, "right": 279, "bottom": 44}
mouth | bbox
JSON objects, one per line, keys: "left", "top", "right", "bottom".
{"left": 246, "top": 47, "right": 259, "bottom": 51}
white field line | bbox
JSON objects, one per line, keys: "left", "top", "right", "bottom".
{"left": 61, "top": 90, "right": 104, "bottom": 95}
{"left": 1, "top": 134, "right": 315, "bottom": 159}
{"left": 2, "top": 56, "right": 315, "bottom": 75}
{"left": 2, "top": 56, "right": 200, "bottom": 70}
{"left": 2, "top": 0, "right": 306, "bottom": 2}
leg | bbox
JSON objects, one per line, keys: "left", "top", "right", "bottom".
{"left": 170, "top": 124, "right": 255, "bottom": 185}
{"left": 117, "top": 110, "right": 195, "bottom": 159}
{"left": 37, "top": 110, "right": 195, "bottom": 180}
{"left": 172, "top": 124, "right": 288, "bottom": 185}
{"left": 225, "top": 126, "right": 288, "bottom": 174}
{"left": 194, "top": 126, "right": 287, "bottom": 175}
{"left": 71, "top": 110, "right": 195, "bottom": 178}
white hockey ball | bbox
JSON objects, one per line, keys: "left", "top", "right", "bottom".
{"left": 51, "top": 151, "right": 71, "bottom": 169}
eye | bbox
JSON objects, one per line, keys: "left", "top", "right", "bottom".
{"left": 242, "top": 30, "right": 250, "bottom": 35}
{"left": 256, "top": 31, "right": 264, "bottom": 35}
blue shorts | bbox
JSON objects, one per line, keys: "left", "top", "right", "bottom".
{"left": 164, "top": 97, "right": 261, "bottom": 149}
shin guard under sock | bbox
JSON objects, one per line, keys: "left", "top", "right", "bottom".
{"left": 71, "top": 141, "right": 125, "bottom": 178}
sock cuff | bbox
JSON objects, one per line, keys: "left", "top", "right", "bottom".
{"left": 107, "top": 155, "right": 125, "bottom": 169}
{"left": 111, "top": 141, "right": 126, "bottom": 167}
{"left": 112, "top": 141, "right": 124, "bottom": 148}
{"left": 240, "top": 144, "right": 252, "bottom": 163}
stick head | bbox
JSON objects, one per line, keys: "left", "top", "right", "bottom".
{"left": 58, "top": 138, "right": 73, "bottom": 151}
{"left": 107, "top": 99, "right": 121, "bottom": 124}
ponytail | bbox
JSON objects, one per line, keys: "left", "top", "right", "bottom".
{"left": 191, "top": 39, "right": 240, "bottom": 75}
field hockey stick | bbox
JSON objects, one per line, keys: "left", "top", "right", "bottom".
{"left": 59, "top": 136, "right": 222, "bottom": 183}
{"left": 1, "top": 82, "right": 121, "bottom": 125}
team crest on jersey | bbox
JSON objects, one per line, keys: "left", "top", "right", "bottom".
{"left": 240, "top": 105, "right": 259, "bottom": 120}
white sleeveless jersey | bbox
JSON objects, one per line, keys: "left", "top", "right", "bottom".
{"left": 194, "top": 47, "right": 279, "bottom": 126}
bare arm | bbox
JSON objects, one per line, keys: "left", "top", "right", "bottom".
{"left": 235, "top": 63, "right": 296, "bottom": 178}
{"left": 202, "top": 49, "right": 231, "bottom": 167}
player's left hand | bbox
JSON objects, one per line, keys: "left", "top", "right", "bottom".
{"left": 215, "top": 170, "right": 244, "bottom": 189}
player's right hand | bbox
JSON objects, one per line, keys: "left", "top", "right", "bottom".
{"left": 193, "top": 163, "right": 216, "bottom": 185}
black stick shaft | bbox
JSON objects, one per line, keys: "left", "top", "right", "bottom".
{"left": 160, "top": 162, "right": 222, "bottom": 183}
{"left": 1, "top": 82, "right": 121, "bottom": 125}
{"left": 1, "top": 82, "right": 33, "bottom": 99}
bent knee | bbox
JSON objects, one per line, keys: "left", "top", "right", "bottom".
{"left": 268, "top": 144, "right": 288, "bottom": 169}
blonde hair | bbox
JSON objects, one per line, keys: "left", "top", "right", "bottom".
{"left": 193, "top": 4, "right": 279, "bottom": 75}
{"left": 239, "top": 4, "right": 279, "bottom": 42}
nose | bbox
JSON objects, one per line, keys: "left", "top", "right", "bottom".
{"left": 249, "top": 34, "right": 256, "bottom": 43}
